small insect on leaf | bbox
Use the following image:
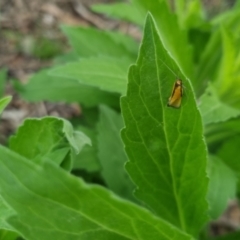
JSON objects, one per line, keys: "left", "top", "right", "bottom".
{"left": 167, "top": 79, "right": 183, "bottom": 108}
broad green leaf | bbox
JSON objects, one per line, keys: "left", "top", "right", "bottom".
{"left": 199, "top": 83, "right": 240, "bottom": 125}
{"left": 91, "top": 3, "right": 143, "bottom": 25}
{"left": 0, "top": 96, "right": 12, "bottom": 115}
{"left": 131, "top": 0, "right": 194, "bottom": 81}
{"left": 54, "top": 51, "right": 79, "bottom": 64}
{"left": 0, "top": 197, "right": 14, "bottom": 231}
{"left": 51, "top": 57, "right": 129, "bottom": 94}
{"left": 61, "top": 25, "right": 137, "bottom": 61}
{"left": 17, "top": 69, "right": 119, "bottom": 108}
{"left": 0, "top": 69, "right": 7, "bottom": 98}
{"left": 97, "top": 105, "right": 135, "bottom": 201}
{"left": 207, "top": 155, "right": 237, "bottom": 219}
{"left": 0, "top": 230, "right": 19, "bottom": 240}
{"left": 9, "top": 117, "right": 91, "bottom": 171}
{"left": 121, "top": 14, "right": 208, "bottom": 236}
{"left": 73, "top": 125, "right": 100, "bottom": 172}
{"left": 0, "top": 146, "right": 193, "bottom": 240}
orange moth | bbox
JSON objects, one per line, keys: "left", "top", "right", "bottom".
{"left": 167, "top": 79, "right": 183, "bottom": 108}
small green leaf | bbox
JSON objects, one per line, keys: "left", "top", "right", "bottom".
{"left": 73, "top": 107, "right": 101, "bottom": 172}
{"left": 0, "top": 96, "right": 12, "bottom": 115}
{"left": 9, "top": 117, "right": 90, "bottom": 171}
{"left": 199, "top": 83, "right": 240, "bottom": 125}
{"left": 51, "top": 57, "right": 129, "bottom": 94}
{"left": 207, "top": 155, "right": 237, "bottom": 219}
{"left": 73, "top": 125, "right": 100, "bottom": 172}
{"left": 62, "top": 119, "right": 91, "bottom": 154}
{"left": 91, "top": 3, "right": 143, "bottom": 25}
{"left": 61, "top": 26, "right": 137, "bottom": 61}
{"left": 0, "top": 146, "right": 193, "bottom": 240}
{"left": 97, "top": 105, "right": 135, "bottom": 201}
{"left": 121, "top": 14, "right": 208, "bottom": 236}
{"left": 17, "top": 69, "right": 119, "bottom": 108}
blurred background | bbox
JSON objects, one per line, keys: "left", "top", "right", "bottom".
{"left": 0, "top": 0, "right": 236, "bottom": 138}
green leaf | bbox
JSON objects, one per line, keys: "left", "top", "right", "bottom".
{"left": 0, "top": 197, "right": 14, "bottom": 231}
{"left": 97, "top": 105, "right": 135, "bottom": 201}
{"left": 0, "top": 229, "right": 19, "bottom": 240}
{"left": 9, "top": 117, "right": 91, "bottom": 171}
{"left": 61, "top": 26, "right": 137, "bottom": 61}
{"left": 0, "top": 96, "right": 12, "bottom": 115}
{"left": 214, "top": 27, "right": 240, "bottom": 108}
{"left": 194, "top": 30, "right": 221, "bottom": 96}
{"left": 73, "top": 125, "right": 100, "bottom": 172}
{"left": 0, "top": 146, "right": 193, "bottom": 240}
{"left": 17, "top": 69, "right": 119, "bottom": 108}
{"left": 207, "top": 155, "right": 237, "bottom": 219}
{"left": 205, "top": 118, "right": 240, "bottom": 150}
{"left": 62, "top": 119, "right": 91, "bottom": 154}
{"left": 175, "top": 0, "right": 205, "bottom": 29}
{"left": 51, "top": 57, "right": 129, "bottom": 94}
{"left": 121, "top": 14, "right": 208, "bottom": 236}
{"left": 196, "top": 10, "right": 240, "bottom": 96}
{"left": 0, "top": 69, "right": 7, "bottom": 98}
{"left": 54, "top": 51, "right": 79, "bottom": 64}
{"left": 73, "top": 107, "right": 101, "bottom": 172}
{"left": 199, "top": 83, "right": 240, "bottom": 125}
{"left": 131, "top": 0, "right": 194, "bottom": 81}
{"left": 91, "top": 3, "right": 143, "bottom": 25}
{"left": 217, "top": 134, "right": 240, "bottom": 173}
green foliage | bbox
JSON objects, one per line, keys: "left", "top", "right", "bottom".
{"left": 207, "top": 155, "right": 237, "bottom": 219}
{"left": 97, "top": 105, "right": 135, "bottom": 201}
{"left": 91, "top": 2, "right": 143, "bottom": 25}
{"left": 199, "top": 83, "right": 240, "bottom": 125}
{"left": 9, "top": 117, "right": 91, "bottom": 171}
{"left": 61, "top": 26, "right": 137, "bottom": 62}
{"left": 51, "top": 57, "right": 129, "bottom": 94}
{"left": 1, "top": 0, "right": 240, "bottom": 239}
{"left": 0, "top": 230, "right": 18, "bottom": 240}
{"left": 33, "top": 37, "right": 63, "bottom": 59}
{"left": 121, "top": 15, "right": 207, "bottom": 236}
{"left": 17, "top": 69, "right": 119, "bottom": 107}
{"left": 0, "top": 96, "right": 12, "bottom": 115}
{"left": 0, "top": 145, "right": 193, "bottom": 240}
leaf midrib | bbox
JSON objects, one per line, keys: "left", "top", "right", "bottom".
{"left": 149, "top": 19, "right": 186, "bottom": 231}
